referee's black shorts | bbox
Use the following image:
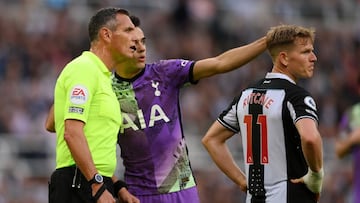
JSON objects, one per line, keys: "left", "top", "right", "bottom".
{"left": 48, "top": 166, "right": 114, "bottom": 203}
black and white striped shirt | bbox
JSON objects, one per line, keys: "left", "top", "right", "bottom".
{"left": 218, "top": 72, "right": 319, "bottom": 203}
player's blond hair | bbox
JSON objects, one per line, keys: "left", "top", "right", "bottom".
{"left": 266, "top": 24, "right": 316, "bottom": 60}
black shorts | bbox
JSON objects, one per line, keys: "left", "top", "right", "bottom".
{"left": 48, "top": 166, "right": 114, "bottom": 203}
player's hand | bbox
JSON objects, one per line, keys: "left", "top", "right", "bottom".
{"left": 238, "top": 174, "right": 247, "bottom": 192}
{"left": 291, "top": 168, "right": 324, "bottom": 202}
{"left": 118, "top": 188, "right": 140, "bottom": 203}
{"left": 97, "top": 189, "right": 116, "bottom": 203}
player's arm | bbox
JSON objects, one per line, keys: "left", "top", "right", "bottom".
{"left": 45, "top": 104, "right": 55, "bottom": 132}
{"left": 64, "top": 119, "right": 114, "bottom": 202}
{"left": 192, "top": 36, "right": 266, "bottom": 81}
{"left": 202, "top": 121, "right": 247, "bottom": 192}
{"left": 111, "top": 176, "right": 139, "bottom": 203}
{"left": 335, "top": 127, "right": 360, "bottom": 158}
{"left": 296, "top": 118, "right": 323, "bottom": 172}
{"left": 291, "top": 118, "right": 324, "bottom": 196}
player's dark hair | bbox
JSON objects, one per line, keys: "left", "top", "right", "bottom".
{"left": 130, "top": 15, "right": 141, "bottom": 27}
{"left": 88, "top": 7, "right": 130, "bottom": 42}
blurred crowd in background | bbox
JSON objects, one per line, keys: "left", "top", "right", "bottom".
{"left": 0, "top": 0, "right": 359, "bottom": 202}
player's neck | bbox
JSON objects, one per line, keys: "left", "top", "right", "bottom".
{"left": 271, "top": 66, "right": 297, "bottom": 83}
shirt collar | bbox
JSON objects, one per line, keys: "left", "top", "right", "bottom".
{"left": 265, "top": 72, "right": 296, "bottom": 84}
{"left": 83, "top": 51, "right": 111, "bottom": 76}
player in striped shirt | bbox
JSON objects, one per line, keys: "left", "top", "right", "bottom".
{"left": 202, "top": 24, "right": 324, "bottom": 203}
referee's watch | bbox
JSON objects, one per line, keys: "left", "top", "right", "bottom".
{"left": 89, "top": 173, "right": 104, "bottom": 185}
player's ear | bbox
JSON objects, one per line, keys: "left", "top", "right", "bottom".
{"left": 279, "top": 52, "right": 289, "bottom": 67}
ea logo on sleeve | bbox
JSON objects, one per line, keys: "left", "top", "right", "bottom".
{"left": 70, "top": 85, "right": 88, "bottom": 105}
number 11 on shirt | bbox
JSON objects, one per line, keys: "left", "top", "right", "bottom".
{"left": 244, "top": 115, "right": 268, "bottom": 164}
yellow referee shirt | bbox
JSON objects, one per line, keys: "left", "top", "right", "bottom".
{"left": 54, "top": 51, "right": 122, "bottom": 177}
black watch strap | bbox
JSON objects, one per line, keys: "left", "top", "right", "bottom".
{"left": 89, "top": 173, "right": 103, "bottom": 185}
{"left": 93, "top": 184, "right": 106, "bottom": 202}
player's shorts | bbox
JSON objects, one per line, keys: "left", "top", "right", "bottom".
{"left": 136, "top": 186, "right": 200, "bottom": 203}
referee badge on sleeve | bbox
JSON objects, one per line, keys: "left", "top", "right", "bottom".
{"left": 69, "top": 85, "right": 88, "bottom": 105}
{"left": 68, "top": 106, "right": 84, "bottom": 114}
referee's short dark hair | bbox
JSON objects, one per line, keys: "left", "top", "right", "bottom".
{"left": 88, "top": 7, "right": 130, "bottom": 42}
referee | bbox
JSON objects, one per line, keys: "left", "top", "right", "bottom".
{"left": 202, "top": 24, "right": 324, "bottom": 203}
{"left": 48, "top": 8, "right": 139, "bottom": 203}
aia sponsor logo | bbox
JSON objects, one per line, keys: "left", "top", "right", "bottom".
{"left": 70, "top": 85, "right": 88, "bottom": 104}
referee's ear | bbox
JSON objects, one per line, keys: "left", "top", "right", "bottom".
{"left": 99, "top": 27, "right": 112, "bottom": 44}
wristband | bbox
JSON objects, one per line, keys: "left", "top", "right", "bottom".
{"left": 113, "top": 180, "right": 128, "bottom": 194}
{"left": 303, "top": 167, "right": 324, "bottom": 193}
{"left": 93, "top": 184, "right": 106, "bottom": 202}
